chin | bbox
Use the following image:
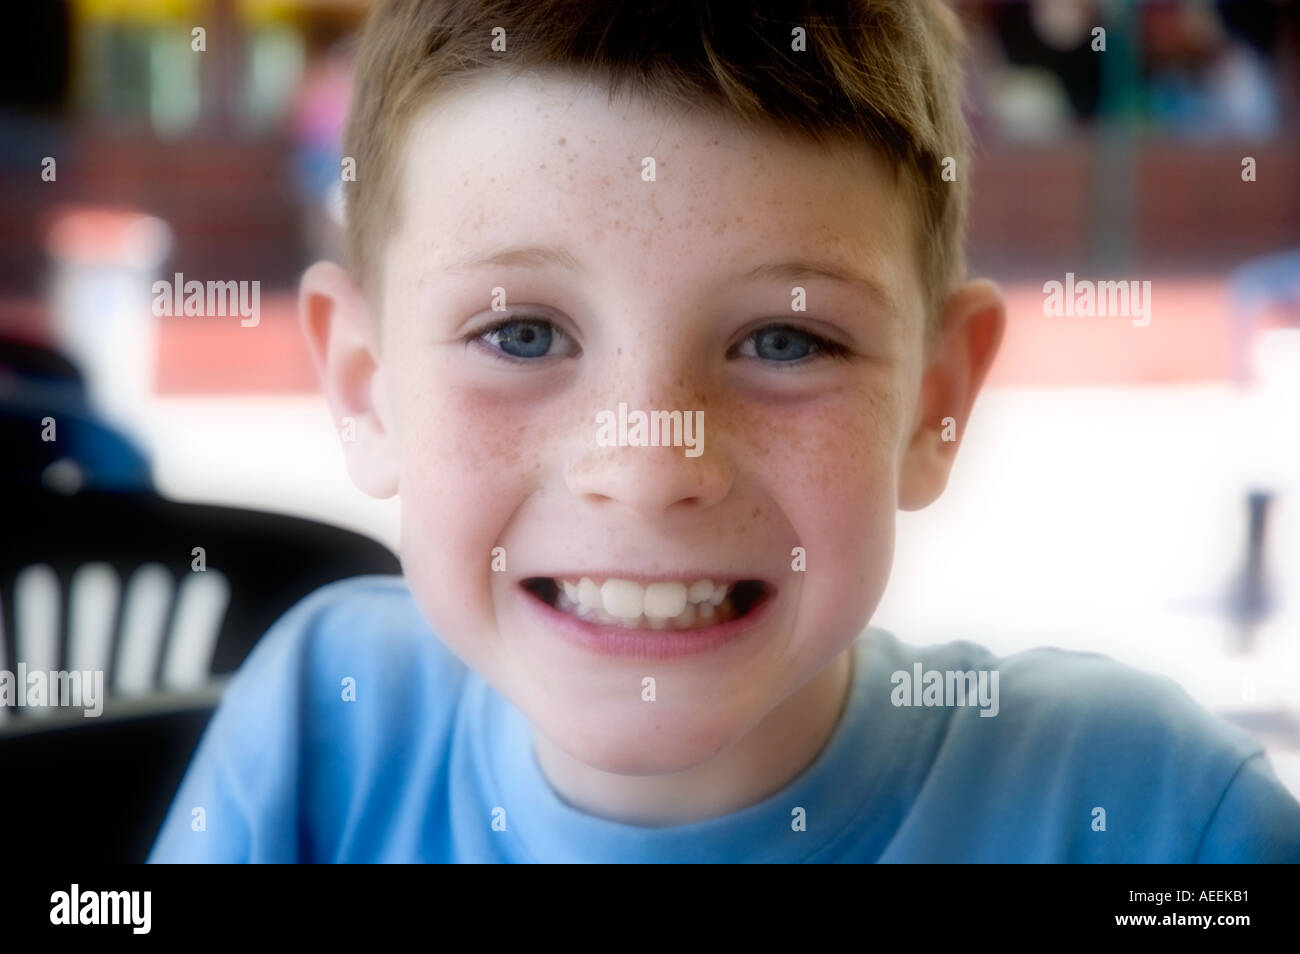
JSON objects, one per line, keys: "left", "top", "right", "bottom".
{"left": 541, "top": 706, "right": 745, "bottom": 777}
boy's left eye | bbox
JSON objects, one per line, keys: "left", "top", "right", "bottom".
{"left": 733, "top": 324, "right": 850, "bottom": 364}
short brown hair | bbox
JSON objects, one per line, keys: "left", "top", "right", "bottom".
{"left": 343, "top": 0, "right": 970, "bottom": 331}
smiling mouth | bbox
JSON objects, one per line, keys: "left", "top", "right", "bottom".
{"left": 521, "top": 576, "right": 770, "bottom": 631}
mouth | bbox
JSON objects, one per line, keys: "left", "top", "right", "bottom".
{"left": 521, "top": 576, "right": 771, "bottom": 632}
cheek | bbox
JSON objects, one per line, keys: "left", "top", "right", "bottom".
{"left": 403, "top": 397, "right": 534, "bottom": 524}
{"left": 746, "top": 381, "right": 902, "bottom": 547}
{"left": 391, "top": 367, "right": 546, "bottom": 636}
{"left": 743, "top": 384, "right": 901, "bottom": 641}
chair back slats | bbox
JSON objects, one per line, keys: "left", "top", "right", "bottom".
{"left": 0, "top": 488, "right": 401, "bottom": 735}
{"left": 14, "top": 565, "right": 60, "bottom": 719}
{"left": 67, "top": 562, "right": 119, "bottom": 675}
{"left": 160, "top": 569, "right": 230, "bottom": 692}
{"left": 113, "top": 564, "right": 174, "bottom": 698}
{"left": 2, "top": 561, "right": 235, "bottom": 712}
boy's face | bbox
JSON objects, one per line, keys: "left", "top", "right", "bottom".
{"left": 303, "top": 69, "right": 1002, "bottom": 782}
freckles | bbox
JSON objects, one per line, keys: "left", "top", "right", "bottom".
{"left": 749, "top": 391, "right": 893, "bottom": 499}
{"left": 444, "top": 387, "right": 579, "bottom": 481}
{"left": 748, "top": 402, "right": 844, "bottom": 485}
{"left": 478, "top": 411, "right": 535, "bottom": 475}
{"left": 423, "top": 388, "right": 530, "bottom": 475}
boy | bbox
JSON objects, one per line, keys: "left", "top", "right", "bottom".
{"left": 148, "top": 0, "right": 1300, "bottom": 862}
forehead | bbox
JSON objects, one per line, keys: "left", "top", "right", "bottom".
{"left": 387, "top": 69, "right": 921, "bottom": 324}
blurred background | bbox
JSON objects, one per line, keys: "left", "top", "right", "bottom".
{"left": 0, "top": 0, "right": 1298, "bottom": 859}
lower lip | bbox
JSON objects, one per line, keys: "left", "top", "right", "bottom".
{"left": 518, "top": 584, "right": 777, "bottom": 659}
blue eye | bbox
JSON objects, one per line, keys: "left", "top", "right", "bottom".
{"left": 466, "top": 317, "right": 847, "bottom": 366}
{"left": 472, "top": 317, "right": 576, "bottom": 362}
{"left": 737, "top": 324, "right": 850, "bottom": 364}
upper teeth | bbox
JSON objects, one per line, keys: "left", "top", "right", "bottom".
{"left": 559, "top": 577, "right": 731, "bottom": 619}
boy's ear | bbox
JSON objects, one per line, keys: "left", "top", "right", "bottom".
{"left": 298, "top": 261, "right": 399, "bottom": 499}
{"left": 898, "top": 278, "right": 1005, "bottom": 511}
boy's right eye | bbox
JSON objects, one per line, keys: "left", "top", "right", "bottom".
{"left": 469, "top": 316, "right": 580, "bottom": 363}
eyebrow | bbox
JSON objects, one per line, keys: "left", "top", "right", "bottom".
{"left": 440, "top": 244, "right": 585, "bottom": 274}
{"left": 437, "top": 244, "right": 894, "bottom": 314}
{"left": 740, "top": 260, "right": 895, "bottom": 316}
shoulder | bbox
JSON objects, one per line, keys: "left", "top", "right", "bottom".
{"left": 182, "top": 575, "right": 469, "bottom": 860}
{"left": 991, "top": 642, "right": 1261, "bottom": 764}
{"left": 231, "top": 573, "right": 467, "bottom": 697}
{"left": 198, "top": 574, "right": 468, "bottom": 755}
{"left": 865, "top": 630, "right": 1262, "bottom": 764}
{"left": 149, "top": 575, "right": 467, "bottom": 862}
{"left": 222, "top": 574, "right": 471, "bottom": 751}
{"left": 861, "top": 629, "right": 1292, "bottom": 860}
{"left": 985, "top": 643, "right": 1300, "bottom": 860}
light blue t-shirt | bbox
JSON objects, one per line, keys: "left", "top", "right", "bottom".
{"left": 147, "top": 575, "right": 1300, "bottom": 863}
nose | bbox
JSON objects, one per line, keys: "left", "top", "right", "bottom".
{"left": 566, "top": 406, "right": 733, "bottom": 516}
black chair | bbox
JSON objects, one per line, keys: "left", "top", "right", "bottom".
{"left": 0, "top": 487, "right": 401, "bottom": 862}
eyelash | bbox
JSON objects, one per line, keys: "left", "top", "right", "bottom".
{"left": 465, "top": 316, "right": 852, "bottom": 367}
{"left": 465, "top": 316, "right": 576, "bottom": 367}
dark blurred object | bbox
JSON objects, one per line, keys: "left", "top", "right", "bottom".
{"left": 0, "top": 486, "right": 402, "bottom": 862}
{"left": 0, "top": 336, "right": 153, "bottom": 493}
{"left": 0, "top": 1, "right": 71, "bottom": 114}
{"left": 992, "top": 0, "right": 1103, "bottom": 119}
{"left": 1220, "top": 251, "right": 1297, "bottom": 656}
{"left": 1143, "top": 0, "right": 1281, "bottom": 138}
{"left": 0, "top": 0, "right": 71, "bottom": 297}
{"left": 1215, "top": 0, "right": 1283, "bottom": 57}
{"left": 1226, "top": 489, "right": 1275, "bottom": 653}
